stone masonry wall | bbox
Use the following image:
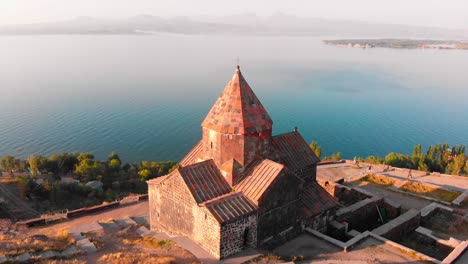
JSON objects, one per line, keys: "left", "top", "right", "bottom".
{"left": 152, "top": 174, "right": 196, "bottom": 236}
{"left": 257, "top": 172, "right": 302, "bottom": 241}
{"left": 220, "top": 214, "right": 258, "bottom": 259}
{"left": 373, "top": 209, "right": 421, "bottom": 241}
{"left": 336, "top": 197, "right": 383, "bottom": 232}
{"left": 306, "top": 210, "right": 333, "bottom": 233}
{"left": 148, "top": 183, "right": 159, "bottom": 231}
{"left": 318, "top": 181, "right": 371, "bottom": 206}
{"left": 194, "top": 206, "right": 222, "bottom": 259}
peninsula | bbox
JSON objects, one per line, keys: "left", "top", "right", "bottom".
{"left": 323, "top": 39, "right": 468, "bottom": 50}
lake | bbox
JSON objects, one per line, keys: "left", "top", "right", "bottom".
{"left": 0, "top": 34, "right": 467, "bottom": 163}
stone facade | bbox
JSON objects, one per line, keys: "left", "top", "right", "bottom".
{"left": 256, "top": 171, "right": 303, "bottom": 242}
{"left": 220, "top": 215, "right": 257, "bottom": 258}
{"left": 148, "top": 66, "right": 337, "bottom": 259}
{"left": 148, "top": 172, "right": 195, "bottom": 235}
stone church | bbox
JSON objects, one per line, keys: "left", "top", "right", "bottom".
{"left": 148, "top": 66, "right": 336, "bottom": 259}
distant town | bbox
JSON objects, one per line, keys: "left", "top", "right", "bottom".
{"left": 323, "top": 39, "right": 468, "bottom": 50}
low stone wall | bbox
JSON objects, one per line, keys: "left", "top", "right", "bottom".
{"left": 336, "top": 196, "right": 383, "bottom": 231}
{"left": 306, "top": 228, "right": 440, "bottom": 262}
{"left": 15, "top": 194, "right": 148, "bottom": 228}
{"left": 381, "top": 198, "right": 401, "bottom": 219}
{"left": 318, "top": 180, "right": 372, "bottom": 206}
{"left": 372, "top": 209, "right": 421, "bottom": 241}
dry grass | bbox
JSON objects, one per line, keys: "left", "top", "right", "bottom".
{"left": 0, "top": 231, "right": 74, "bottom": 256}
{"left": 38, "top": 260, "right": 87, "bottom": 264}
{"left": 362, "top": 174, "right": 396, "bottom": 186}
{"left": 98, "top": 252, "right": 178, "bottom": 264}
{"left": 399, "top": 182, "right": 461, "bottom": 202}
{"left": 245, "top": 254, "right": 284, "bottom": 264}
{"left": 123, "top": 236, "right": 173, "bottom": 248}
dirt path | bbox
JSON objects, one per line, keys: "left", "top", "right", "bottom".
{"left": 28, "top": 201, "right": 149, "bottom": 236}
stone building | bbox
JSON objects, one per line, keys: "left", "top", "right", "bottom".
{"left": 148, "top": 66, "right": 336, "bottom": 259}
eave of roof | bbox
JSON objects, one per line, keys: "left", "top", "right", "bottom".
{"left": 202, "top": 192, "right": 258, "bottom": 224}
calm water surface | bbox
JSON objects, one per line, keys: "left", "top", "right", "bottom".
{"left": 0, "top": 35, "right": 467, "bottom": 162}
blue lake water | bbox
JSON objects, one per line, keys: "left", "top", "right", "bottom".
{"left": 0, "top": 35, "right": 467, "bottom": 162}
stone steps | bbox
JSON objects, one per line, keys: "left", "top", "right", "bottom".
{"left": 76, "top": 238, "right": 97, "bottom": 253}
{"left": 116, "top": 217, "right": 138, "bottom": 227}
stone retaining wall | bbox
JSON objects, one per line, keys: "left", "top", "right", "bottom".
{"left": 318, "top": 181, "right": 371, "bottom": 206}
{"left": 372, "top": 209, "right": 420, "bottom": 240}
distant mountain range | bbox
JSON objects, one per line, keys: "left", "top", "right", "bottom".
{"left": 1, "top": 13, "right": 467, "bottom": 39}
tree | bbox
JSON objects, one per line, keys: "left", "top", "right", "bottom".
{"left": 460, "top": 145, "right": 466, "bottom": 155}
{"left": 447, "top": 153, "right": 466, "bottom": 175}
{"left": 365, "top": 156, "right": 384, "bottom": 164}
{"left": 50, "top": 152, "right": 79, "bottom": 174}
{"left": 77, "top": 153, "right": 94, "bottom": 162}
{"left": 138, "top": 169, "right": 152, "bottom": 181}
{"left": 417, "top": 159, "right": 430, "bottom": 172}
{"left": 75, "top": 158, "right": 103, "bottom": 181}
{"left": 385, "top": 152, "right": 412, "bottom": 168}
{"left": 331, "top": 152, "right": 342, "bottom": 161}
{"left": 412, "top": 144, "right": 422, "bottom": 158}
{"left": 1, "top": 155, "right": 18, "bottom": 172}
{"left": 16, "top": 176, "right": 38, "bottom": 199}
{"left": 108, "top": 159, "right": 121, "bottom": 170}
{"left": 309, "top": 141, "right": 322, "bottom": 159}
{"left": 28, "top": 155, "right": 49, "bottom": 175}
{"left": 108, "top": 152, "right": 121, "bottom": 163}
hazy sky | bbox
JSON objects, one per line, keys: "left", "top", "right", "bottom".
{"left": 1, "top": 0, "right": 468, "bottom": 28}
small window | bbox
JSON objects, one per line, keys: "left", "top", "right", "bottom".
{"left": 210, "top": 142, "right": 213, "bottom": 149}
{"left": 205, "top": 213, "right": 207, "bottom": 220}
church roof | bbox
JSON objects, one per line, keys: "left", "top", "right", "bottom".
{"left": 180, "top": 140, "right": 203, "bottom": 167}
{"left": 301, "top": 182, "right": 337, "bottom": 217}
{"left": 177, "top": 160, "right": 232, "bottom": 203}
{"left": 202, "top": 192, "right": 258, "bottom": 224}
{"left": 271, "top": 131, "right": 320, "bottom": 171}
{"left": 235, "top": 159, "right": 284, "bottom": 204}
{"left": 201, "top": 66, "right": 273, "bottom": 134}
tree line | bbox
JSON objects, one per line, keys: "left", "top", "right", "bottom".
{"left": 309, "top": 141, "right": 468, "bottom": 176}
{"left": 0, "top": 152, "right": 178, "bottom": 211}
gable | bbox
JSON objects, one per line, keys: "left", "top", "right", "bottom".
{"left": 235, "top": 159, "right": 284, "bottom": 204}
{"left": 270, "top": 131, "right": 320, "bottom": 172}
{"left": 178, "top": 159, "right": 232, "bottom": 203}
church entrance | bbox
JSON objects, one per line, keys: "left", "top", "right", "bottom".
{"left": 243, "top": 227, "right": 250, "bottom": 247}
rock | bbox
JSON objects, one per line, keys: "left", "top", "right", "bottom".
{"left": 38, "top": 250, "right": 57, "bottom": 260}
{"left": 60, "top": 245, "right": 83, "bottom": 258}
{"left": 76, "top": 239, "right": 97, "bottom": 253}
{"left": 117, "top": 217, "right": 138, "bottom": 227}
{"left": 136, "top": 226, "right": 150, "bottom": 236}
{"left": 15, "top": 252, "right": 31, "bottom": 262}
